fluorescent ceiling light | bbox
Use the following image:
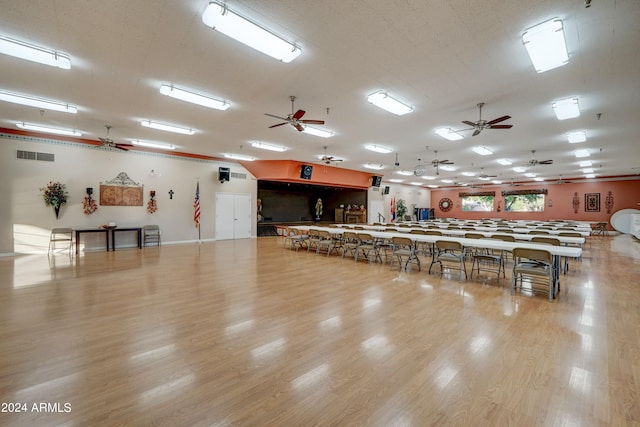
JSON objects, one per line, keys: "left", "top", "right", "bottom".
{"left": 131, "top": 140, "right": 176, "bottom": 150}
{"left": 363, "top": 163, "right": 384, "bottom": 170}
{"left": 552, "top": 97, "right": 580, "bottom": 120}
{"left": 251, "top": 141, "right": 287, "bottom": 152}
{"left": 410, "top": 182, "right": 423, "bottom": 186}
{"left": 462, "top": 172, "right": 476, "bottom": 176}
{"left": 579, "top": 160, "right": 592, "bottom": 167}
{"left": 582, "top": 168, "right": 594, "bottom": 174}
{"left": 159, "top": 84, "right": 230, "bottom": 110}
{"left": 16, "top": 122, "right": 81, "bottom": 136}
{"left": 201, "top": 2, "right": 301, "bottom": 63}
{"left": 525, "top": 172, "right": 537, "bottom": 177}
{"left": 141, "top": 120, "right": 195, "bottom": 135}
{"left": 472, "top": 146, "right": 493, "bottom": 156}
{"left": 366, "top": 90, "right": 413, "bottom": 115}
{"left": 427, "top": 185, "right": 439, "bottom": 188}
{"left": 575, "top": 149, "right": 590, "bottom": 158}
{"left": 421, "top": 175, "right": 436, "bottom": 180}
{"left": 522, "top": 18, "right": 569, "bottom": 73}
{"left": 396, "top": 170, "right": 413, "bottom": 176}
{"left": 0, "top": 35, "right": 71, "bottom": 69}
{"left": 441, "top": 179, "right": 454, "bottom": 183}
{"left": 389, "top": 179, "right": 403, "bottom": 183}
{"left": 0, "top": 90, "right": 77, "bottom": 113}
{"left": 435, "top": 127, "right": 464, "bottom": 141}
{"left": 478, "top": 176, "right": 491, "bottom": 181}
{"left": 302, "top": 125, "right": 334, "bottom": 138}
{"left": 496, "top": 158, "right": 512, "bottom": 165}
{"left": 224, "top": 153, "right": 255, "bottom": 161}
{"left": 513, "top": 167, "right": 526, "bottom": 173}
{"left": 492, "top": 180, "right": 502, "bottom": 184}
{"left": 534, "top": 177, "right": 545, "bottom": 182}
{"left": 566, "top": 130, "right": 586, "bottom": 143}
{"left": 364, "top": 144, "right": 392, "bottom": 154}
{"left": 585, "top": 174, "right": 596, "bottom": 178}
{"left": 440, "top": 165, "right": 456, "bottom": 171}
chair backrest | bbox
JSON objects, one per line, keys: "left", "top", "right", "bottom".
{"left": 513, "top": 247, "right": 552, "bottom": 264}
{"left": 464, "top": 233, "right": 484, "bottom": 239}
{"left": 529, "top": 230, "right": 550, "bottom": 235}
{"left": 436, "top": 240, "right": 462, "bottom": 251}
{"left": 427, "top": 225, "right": 440, "bottom": 229}
{"left": 558, "top": 232, "right": 582, "bottom": 237}
{"left": 384, "top": 228, "right": 397, "bottom": 232}
{"left": 424, "top": 230, "right": 442, "bottom": 236}
{"left": 353, "top": 226, "right": 365, "bottom": 230}
{"left": 531, "top": 236, "right": 560, "bottom": 246}
{"left": 308, "top": 228, "right": 319, "bottom": 237}
{"left": 143, "top": 225, "right": 159, "bottom": 234}
{"left": 491, "top": 234, "right": 515, "bottom": 242}
{"left": 358, "top": 233, "right": 374, "bottom": 243}
{"left": 318, "top": 230, "right": 332, "bottom": 239}
{"left": 392, "top": 236, "right": 413, "bottom": 247}
{"left": 461, "top": 227, "right": 476, "bottom": 230}
{"left": 537, "top": 226, "right": 553, "bottom": 230}
{"left": 398, "top": 223, "right": 411, "bottom": 228}
{"left": 410, "top": 229, "right": 426, "bottom": 235}
{"left": 343, "top": 231, "right": 359, "bottom": 242}
{"left": 52, "top": 227, "right": 73, "bottom": 235}
{"left": 496, "top": 228, "right": 514, "bottom": 233}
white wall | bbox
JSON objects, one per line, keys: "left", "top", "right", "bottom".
{"left": 368, "top": 183, "right": 431, "bottom": 222}
{"left": 0, "top": 132, "right": 257, "bottom": 255}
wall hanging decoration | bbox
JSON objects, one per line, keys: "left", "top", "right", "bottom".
{"left": 585, "top": 193, "right": 600, "bottom": 212}
{"left": 438, "top": 198, "right": 453, "bottom": 212}
{"left": 147, "top": 190, "right": 158, "bottom": 214}
{"left": 572, "top": 192, "right": 580, "bottom": 213}
{"left": 99, "top": 172, "right": 143, "bottom": 206}
{"left": 40, "top": 181, "right": 68, "bottom": 219}
{"left": 605, "top": 191, "right": 614, "bottom": 213}
{"left": 82, "top": 187, "right": 98, "bottom": 215}
{"left": 168, "top": 189, "right": 174, "bottom": 200}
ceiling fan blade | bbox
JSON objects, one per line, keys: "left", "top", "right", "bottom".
{"left": 264, "top": 113, "right": 289, "bottom": 121}
{"left": 269, "top": 122, "right": 288, "bottom": 128}
{"left": 292, "top": 109, "right": 306, "bottom": 120}
{"left": 539, "top": 160, "right": 553, "bottom": 164}
{"left": 462, "top": 120, "right": 476, "bottom": 127}
{"left": 439, "top": 160, "right": 451, "bottom": 164}
{"left": 487, "top": 115, "right": 511, "bottom": 125}
{"left": 114, "top": 145, "right": 129, "bottom": 151}
{"left": 294, "top": 123, "right": 304, "bottom": 132}
{"left": 488, "top": 124, "right": 513, "bottom": 129}
{"left": 472, "top": 129, "right": 481, "bottom": 136}
{"left": 300, "top": 119, "right": 325, "bottom": 125}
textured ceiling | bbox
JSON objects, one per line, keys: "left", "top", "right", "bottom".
{"left": 1, "top": 0, "right": 639, "bottom": 187}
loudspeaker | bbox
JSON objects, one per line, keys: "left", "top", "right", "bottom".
{"left": 219, "top": 167, "right": 230, "bottom": 183}
{"left": 383, "top": 186, "right": 390, "bottom": 195}
{"left": 300, "top": 164, "right": 313, "bottom": 180}
{"left": 372, "top": 176, "right": 382, "bottom": 187}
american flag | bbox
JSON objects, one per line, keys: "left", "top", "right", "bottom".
{"left": 194, "top": 181, "right": 200, "bottom": 228}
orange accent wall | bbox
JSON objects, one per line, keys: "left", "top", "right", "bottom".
{"left": 431, "top": 179, "right": 640, "bottom": 227}
{"left": 241, "top": 160, "right": 377, "bottom": 189}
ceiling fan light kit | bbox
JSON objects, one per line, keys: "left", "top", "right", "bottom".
{"left": 159, "top": 84, "right": 230, "bottom": 110}
{"left": 202, "top": 2, "right": 301, "bottom": 63}
{"left": 0, "top": 90, "right": 77, "bottom": 113}
{"left": 0, "top": 35, "right": 71, "bottom": 69}
{"left": 522, "top": 18, "right": 569, "bottom": 73}
{"left": 141, "top": 120, "right": 195, "bottom": 135}
{"left": 16, "top": 122, "right": 81, "bottom": 137}
{"left": 366, "top": 90, "right": 413, "bottom": 115}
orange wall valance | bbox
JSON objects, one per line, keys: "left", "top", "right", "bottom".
{"left": 241, "top": 160, "right": 378, "bottom": 189}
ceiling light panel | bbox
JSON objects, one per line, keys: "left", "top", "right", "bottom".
{"left": 251, "top": 141, "right": 287, "bottom": 152}
{"left": 0, "top": 35, "right": 71, "bottom": 69}
{"left": 522, "top": 18, "right": 569, "bottom": 73}
{"left": 224, "top": 153, "right": 255, "bottom": 161}
{"left": 574, "top": 149, "right": 590, "bottom": 158}
{"left": 389, "top": 179, "right": 403, "bottom": 183}
{"left": 472, "top": 146, "right": 493, "bottom": 155}
{"left": 395, "top": 170, "right": 413, "bottom": 176}
{"left": 366, "top": 91, "right": 413, "bottom": 115}
{"left": 496, "top": 158, "right": 512, "bottom": 165}
{"left": 439, "top": 165, "right": 456, "bottom": 171}
{"left": 160, "top": 84, "right": 230, "bottom": 110}
{"left": 0, "top": 90, "right": 77, "bottom": 113}
{"left": 579, "top": 160, "right": 593, "bottom": 167}
{"left": 16, "top": 122, "right": 81, "bottom": 136}
{"left": 364, "top": 144, "right": 392, "bottom": 154}
{"left": 552, "top": 97, "right": 580, "bottom": 120}
{"left": 435, "top": 127, "right": 464, "bottom": 141}
{"left": 513, "top": 167, "right": 526, "bottom": 173}
{"left": 201, "top": 2, "right": 301, "bottom": 63}
{"left": 566, "top": 130, "right": 586, "bottom": 143}
{"left": 131, "top": 140, "right": 176, "bottom": 150}
{"left": 141, "top": 120, "right": 195, "bottom": 135}
{"left": 302, "top": 125, "right": 334, "bottom": 138}
{"left": 363, "top": 163, "right": 384, "bottom": 170}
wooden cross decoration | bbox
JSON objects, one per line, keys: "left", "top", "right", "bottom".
{"left": 168, "top": 189, "right": 174, "bottom": 200}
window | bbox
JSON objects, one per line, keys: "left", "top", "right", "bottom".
{"left": 461, "top": 195, "right": 494, "bottom": 211}
{"left": 501, "top": 189, "right": 547, "bottom": 212}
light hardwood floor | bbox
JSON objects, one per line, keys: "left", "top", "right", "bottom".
{"left": 0, "top": 234, "right": 638, "bottom": 426}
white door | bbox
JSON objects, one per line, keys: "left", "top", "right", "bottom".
{"left": 369, "top": 199, "right": 384, "bottom": 223}
{"left": 215, "top": 193, "right": 251, "bottom": 240}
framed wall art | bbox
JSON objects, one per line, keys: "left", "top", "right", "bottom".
{"left": 585, "top": 192, "right": 600, "bottom": 212}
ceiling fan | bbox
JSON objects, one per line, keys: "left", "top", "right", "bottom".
{"left": 98, "top": 125, "right": 133, "bottom": 151}
{"left": 477, "top": 167, "right": 497, "bottom": 179}
{"left": 319, "top": 146, "right": 343, "bottom": 165}
{"left": 526, "top": 150, "right": 553, "bottom": 166}
{"left": 265, "top": 96, "right": 325, "bottom": 132}
{"left": 459, "top": 102, "right": 512, "bottom": 136}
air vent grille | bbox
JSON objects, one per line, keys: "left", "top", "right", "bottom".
{"left": 17, "top": 150, "right": 55, "bottom": 162}
{"left": 230, "top": 172, "right": 247, "bottom": 180}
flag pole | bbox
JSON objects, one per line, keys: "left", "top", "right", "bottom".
{"left": 194, "top": 179, "right": 201, "bottom": 243}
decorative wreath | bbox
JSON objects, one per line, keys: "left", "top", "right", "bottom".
{"left": 439, "top": 198, "right": 453, "bottom": 212}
